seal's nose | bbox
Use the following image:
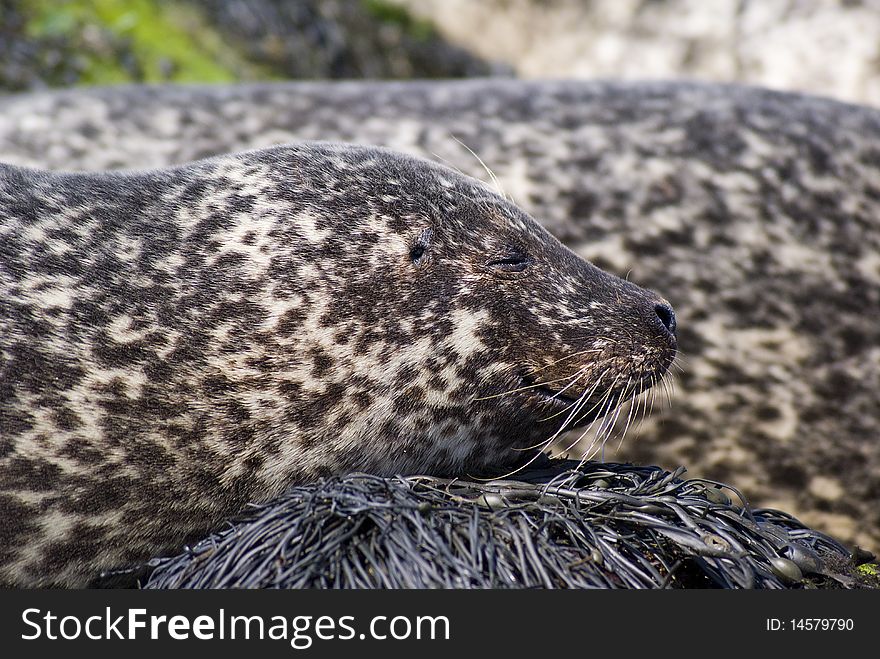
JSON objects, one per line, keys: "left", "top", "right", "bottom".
{"left": 654, "top": 302, "right": 676, "bottom": 336}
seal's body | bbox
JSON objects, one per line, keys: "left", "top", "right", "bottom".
{"left": 3, "top": 80, "right": 873, "bottom": 550}
{"left": 0, "top": 142, "right": 675, "bottom": 586}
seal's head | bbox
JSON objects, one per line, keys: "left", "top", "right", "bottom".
{"left": 255, "top": 142, "right": 677, "bottom": 479}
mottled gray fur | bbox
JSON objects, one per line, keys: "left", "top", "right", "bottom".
{"left": 0, "top": 79, "right": 878, "bottom": 551}
{"left": 0, "top": 141, "right": 674, "bottom": 586}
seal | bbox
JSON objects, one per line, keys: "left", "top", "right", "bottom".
{"left": 4, "top": 80, "right": 874, "bottom": 551}
{"left": 0, "top": 141, "right": 676, "bottom": 587}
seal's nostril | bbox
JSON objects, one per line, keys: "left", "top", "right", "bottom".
{"left": 655, "top": 303, "right": 676, "bottom": 335}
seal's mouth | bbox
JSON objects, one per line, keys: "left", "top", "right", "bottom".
{"left": 515, "top": 355, "right": 674, "bottom": 422}
{"left": 518, "top": 372, "right": 579, "bottom": 408}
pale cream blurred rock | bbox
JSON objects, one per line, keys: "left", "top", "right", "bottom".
{"left": 396, "top": 0, "right": 880, "bottom": 106}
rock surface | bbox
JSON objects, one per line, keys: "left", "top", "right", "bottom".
{"left": 396, "top": 0, "right": 880, "bottom": 106}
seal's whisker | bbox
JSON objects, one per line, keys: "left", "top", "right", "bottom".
{"left": 565, "top": 378, "right": 619, "bottom": 457}
{"left": 625, "top": 382, "right": 649, "bottom": 440}
{"left": 546, "top": 391, "right": 603, "bottom": 455}
{"left": 661, "top": 374, "right": 674, "bottom": 408}
{"left": 646, "top": 374, "right": 657, "bottom": 416}
{"left": 671, "top": 349, "right": 690, "bottom": 365}
{"left": 647, "top": 376, "right": 657, "bottom": 416}
{"left": 574, "top": 374, "right": 619, "bottom": 428}
{"left": 597, "top": 386, "right": 628, "bottom": 456}
{"left": 569, "top": 372, "right": 620, "bottom": 429}
{"left": 614, "top": 384, "right": 639, "bottom": 454}
{"left": 615, "top": 378, "right": 647, "bottom": 454}
{"left": 527, "top": 348, "right": 604, "bottom": 375}
{"left": 569, "top": 402, "right": 612, "bottom": 456}
{"left": 513, "top": 438, "right": 558, "bottom": 452}
{"left": 451, "top": 135, "right": 509, "bottom": 201}
{"left": 428, "top": 151, "right": 488, "bottom": 195}
{"left": 545, "top": 369, "right": 613, "bottom": 440}
{"left": 545, "top": 364, "right": 594, "bottom": 400}
{"left": 558, "top": 357, "right": 676, "bottom": 469}
{"left": 470, "top": 436, "right": 556, "bottom": 482}
{"left": 472, "top": 367, "right": 589, "bottom": 402}
{"left": 515, "top": 373, "right": 597, "bottom": 450}
{"left": 536, "top": 366, "right": 609, "bottom": 423}
{"left": 576, "top": 407, "right": 614, "bottom": 464}
{"left": 560, "top": 409, "right": 603, "bottom": 459}
{"left": 668, "top": 372, "right": 678, "bottom": 400}
{"left": 598, "top": 397, "right": 627, "bottom": 460}
{"left": 574, "top": 374, "right": 644, "bottom": 466}
{"left": 543, "top": 389, "right": 592, "bottom": 443}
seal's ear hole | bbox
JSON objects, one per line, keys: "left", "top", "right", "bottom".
{"left": 409, "top": 228, "right": 433, "bottom": 264}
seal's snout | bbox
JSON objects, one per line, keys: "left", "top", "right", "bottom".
{"left": 654, "top": 302, "right": 676, "bottom": 337}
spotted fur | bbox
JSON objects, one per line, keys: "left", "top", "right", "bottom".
{"left": 0, "top": 142, "right": 675, "bottom": 586}
{"left": 3, "top": 79, "right": 873, "bottom": 551}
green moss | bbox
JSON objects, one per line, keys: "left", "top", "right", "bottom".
{"left": 854, "top": 562, "right": 880, "bottom": 589}
{"left": 362, "top": 0, "right": 435, "bottom": 41}
{"left": 25, "top": 0, "right": 276, "bottom": 85}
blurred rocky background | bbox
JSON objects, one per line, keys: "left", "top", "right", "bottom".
{"left": 4, "top": 0, "right": 880, "bottom": 106}
{"left": 0, "top": 0, "right": 504, "bottom": 91}
{"left": 399, "top": 0, "right": 880, "bottom": 107}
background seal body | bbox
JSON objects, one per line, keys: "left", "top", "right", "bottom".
{"left": 0, "top": 141, "right": 675, "bottom": 586}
